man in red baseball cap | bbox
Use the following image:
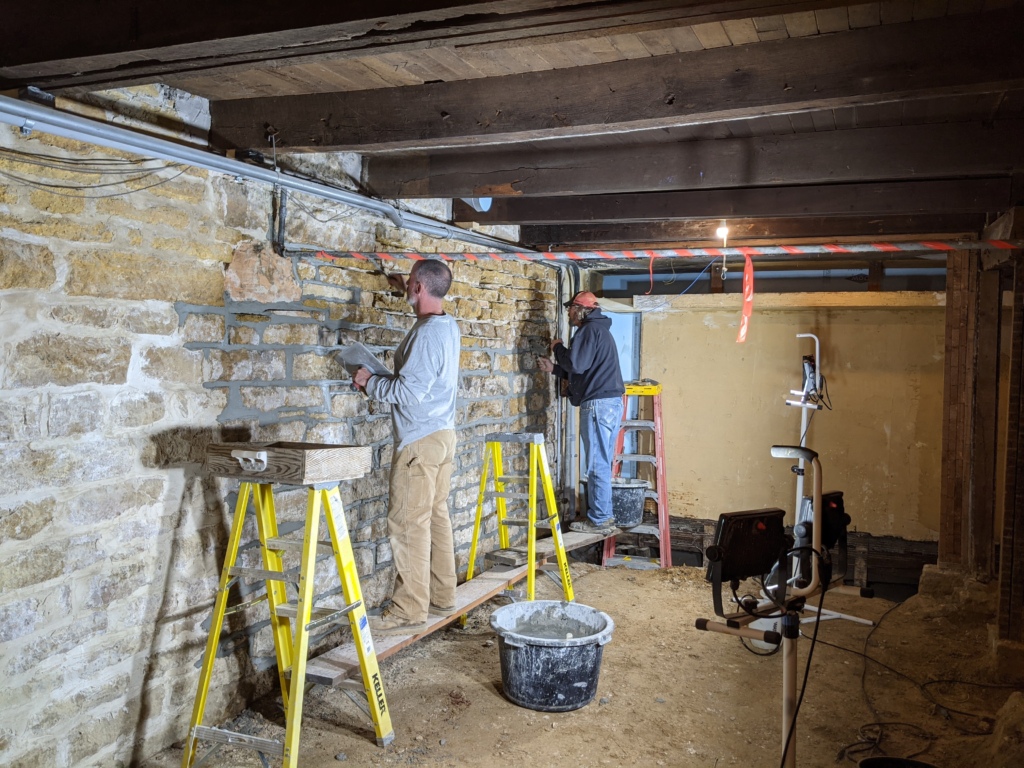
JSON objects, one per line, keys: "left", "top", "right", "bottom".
{"left": 539, "top": 290, "right": 625, "bottom": 535}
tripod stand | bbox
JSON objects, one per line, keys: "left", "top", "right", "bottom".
{"left": 697, "top": 445, "right": 874, "bottom": 767}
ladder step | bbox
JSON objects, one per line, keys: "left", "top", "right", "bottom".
{"left": 496, "top": 475, "right": 530, "bottom": 483}
{"left": 229, "top": 565, "right": 298, "bottom": 583}
{"left": 616, "top": 454, "right": 658, "bottom": 464}
{"left": 276, "top": 602, "right": 356, "bottom": 624}
{"left": 192, "top": 726, "right": 284, "bottom": 757}
{"left": 485, "top": 432, "right": 545, "bottom": 444}
{"left": 629, "top": 524, "right": 661, "bottom": 537}
{"left": 620, "top": 419, "right": 656, "bottom": 430}
{"left": 486, "top": 491, "right": 532, "bottom": 501}
{"left": 501, "top": 514, "right": 557, "bottom": 527}
{"left": 266, "top": 537, "right": 334, "bottom": 554}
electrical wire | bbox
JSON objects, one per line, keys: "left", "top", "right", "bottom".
{"left": 0, "top": 144, "right": 187, "bottom": 198}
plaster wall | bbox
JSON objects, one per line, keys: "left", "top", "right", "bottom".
{"left": 639, "top": 292, "right": 945, "bottom": 541}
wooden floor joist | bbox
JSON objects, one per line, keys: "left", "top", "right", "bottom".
{"left": 305, "top": 530, "right": 609, "bottom": 687}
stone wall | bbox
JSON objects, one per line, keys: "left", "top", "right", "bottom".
{"left": 0, "top": 97, "right": 555, "bottom": 766}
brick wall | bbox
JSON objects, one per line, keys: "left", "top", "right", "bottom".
{"left": 0, "top": 91, "right": 557, "bottom": 767}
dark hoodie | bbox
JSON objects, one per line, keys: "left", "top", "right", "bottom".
{"left": 552, "top": 307, "right": 625, "bottom": 406}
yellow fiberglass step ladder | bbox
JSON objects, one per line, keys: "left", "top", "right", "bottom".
{"left": 465, "top": 432, "right": 574, "bottom": 602}
{"left": 182, "top": 480, "right": 394, "bottom": 768}
{"left": 603, "top": 380, "right": 672, "bottom": 570}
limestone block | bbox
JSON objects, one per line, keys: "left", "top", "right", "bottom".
{"left": 467, "top": 399, "right": 504, "bottom": 421}
{"left": 225, "top": 241, "right": 301, "bottom": 303}
{"left": 124, "top": 304, "right": 180, "bottom": 336}
{"left": 305, "top": 421, "right": 354, "bottom": 446}
{"left": 47, "top": 390, "right": 106, "bottom": 436}
{"left": 66, "top": 250, "right": 224, "bottom": 305}
{"left": 297, "top": 262, "right": 317, "bottom": 280}
{"left": 0, "top": 240, "right": 56, "bottom": 290}
{"left": 282, "top": 385, "right": 325, "bottom": 407}
{"left": 352, "top": 417, "right": 392, "bottom": 445}
{"left": 205, "top": 349, "right": 286, "bottom": 381}
{"left": 110, "top": 389, "right": 166, "bottom": 429}
{"left": 0, "top": 543, "right": 67, "bottom": 592}
{"left": 182, "top": 313, "right": 226, "bottom": 344}
{"left": 293, "top": 351, "right": 346, "bottom": 381}
{"left": 142, "top": 346, "right": 203, "bottom": 384}
{"left": 317, "top": 265, "right": 383, "bottom": 290}
{"left": 460, "top": 350, "right": 492, "bottom": 371}
{"left": 66, "top": 711, "right": 128, "bottom": 767}
{"left": 352, "top": 543, "right": 375, "bottom": 576}
{"left": 229, "top": 325, "right": 259, "bottom": 344}
{"left": 262, "top": 322, "right": 320, "bottom": 346}
{"left": 4, "top": 333, "right": 131, "bottom": 387}
{"left": 331, "top": 393, "right": 364, "bottom": 417}
{"left": 252, "top": 421, "right": 307, "bottom": 443}
{"left": 376, "top": 538, "right": 393, "bottom": 565}
{"left": 86, "top": 562, "right": 148, "bottom": 609}
{"left": 0, "top": 597, "right": 40, "bottom": 643}
{"left": 217, "top": 176, "right": 270, "bottom": 230}
{"left": 95, "top": 196, "right": 191, "bottom": 230}
{"left": 368, "top": 399, "right": 392, "bottom": 417}
{"left": 0, "top": 392, "right": 45, "bottom": 441}
{"left": 0, "top": 498, "right": 53, "bottom": 544}
{"left": 49, "top": 304, "right": 119, "bottom": 330}
{"left": 0, "top": 212, "right": 114, "bottom": 243}
{"left": 0, "top": 746, "right": 58, "bottom": 768}
{"left": 7, "top": 440, "right": 137, "bottom": 494}
{"left": 305, "top": 282, "right": 357, "bottom": 303}
{"left": 240, "top": 386, "right": 286, "bottom": 411}
{"left": 362, "top": 326, "right": 407, "bottom": 346}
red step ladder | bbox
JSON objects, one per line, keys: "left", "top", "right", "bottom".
{"left": 602, "top": 380, "right": 671, "bottom": 569}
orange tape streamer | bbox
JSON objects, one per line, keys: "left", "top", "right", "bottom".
{"left": 736, "top": 254, "right": 755, "bottom": 343}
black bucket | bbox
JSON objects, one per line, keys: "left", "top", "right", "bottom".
{"left": 611, "top": 478, "right": 647, "bottom": 527}
{"left": 858, "top": 758, "right": 938, "bottom": 768}
{"left": 490, "top": 601, "right": 615, "bottom": 712}
{"left": 581, "top": 478, "right": 648, "bottom": 528}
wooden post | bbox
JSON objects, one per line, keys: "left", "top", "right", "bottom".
{"left": 999, "top": 260, "right": 1024, "bottom": 643}
{"left": 940, "top": 250, "right": 976, "bottom": 566}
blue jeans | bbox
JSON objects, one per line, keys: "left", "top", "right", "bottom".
{"left": 580, "top": 397, "right": 623, "bottom": 526}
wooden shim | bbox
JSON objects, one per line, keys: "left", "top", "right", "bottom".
{"left": 209, "top": 8, "right": 1024, "bottom": 152}
{"left": 1000, "top": 260, "right": 1024, "bottom": 641}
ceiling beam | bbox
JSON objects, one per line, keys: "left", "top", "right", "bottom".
{"left": 0, "top": 0, "right": 856, "bottom": 91}
{"left": 208, "top": 7, "right": 1024, "bottom": 152}
{"left": 365, "top": 120, "right": 1024, "bottom": 198}
{"left": 453, "top": 178, "right": 1014, "bottom": 224}
{"left": 521, "top": 214, "right": 987, "bottom": 248}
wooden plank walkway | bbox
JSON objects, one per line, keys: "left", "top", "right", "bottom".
{"left": 305, "top": 530, "right": 609, "bottom": 686}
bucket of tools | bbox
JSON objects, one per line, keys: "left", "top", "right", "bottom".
{"left": 490, "top": 600, "right": 614, "bottom": 712}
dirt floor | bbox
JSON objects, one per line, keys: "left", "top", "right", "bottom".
{"left": 147, "top": 561, "right": 1024, "bottom": 768}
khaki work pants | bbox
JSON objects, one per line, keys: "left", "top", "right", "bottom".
{"left": 387, "top": 429, "right": 457, "bottom": 623}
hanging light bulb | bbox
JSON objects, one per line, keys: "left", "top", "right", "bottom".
{"left": 715, "top": 221, "right": 729, "bottom": 246}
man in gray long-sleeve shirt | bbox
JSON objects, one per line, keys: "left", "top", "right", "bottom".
{"left": 354, "top": 259, "right": 461, "bottom": 635}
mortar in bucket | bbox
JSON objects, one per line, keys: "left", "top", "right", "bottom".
{"left": 490, "top": 600, "right": 614, "bottom": 712}
{"left": 580, "top": 478, "right": 648, "bottom": 528}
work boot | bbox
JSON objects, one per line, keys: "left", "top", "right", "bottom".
{"left": 367, "top": 608, "right": 427, "bottom": 636}
{"left": 569, "top": 519, "right": 618, "bottom": 536}
{"left": 428, "top": 602, "right": 458, "bottom": 617}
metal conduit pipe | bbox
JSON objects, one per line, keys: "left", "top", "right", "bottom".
{"left": 0, "top": 94, "right": 530, "bottom": 254}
